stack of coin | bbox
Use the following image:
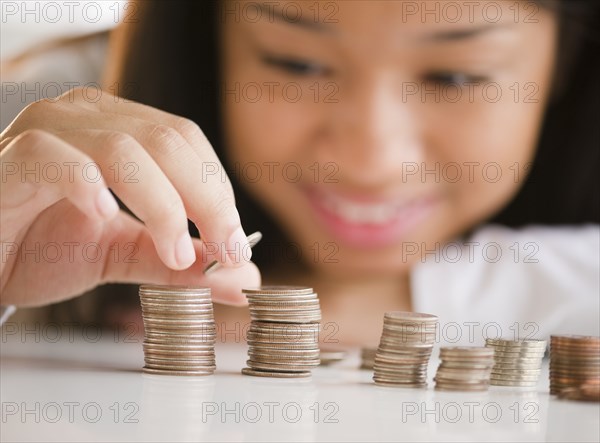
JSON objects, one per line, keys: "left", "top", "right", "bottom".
{"left": 360, "top": 347, "right": 377, "bottom": 370}
{"left": 139, "top": 285, "right": 216, "bottom": 376}
{"left": 485, "top": 338, "right": 547, "bottom": 387}
{"left": 550, "top": 335, "right": 600, "bottom": 396}
{"left": 373, "top": 311, "right": 438, "bottom": 388}
{"left": 319, "top": 348, "right": 347, "bottom": 366}
{"left": 242, "top": 286, "right": 321, "bottom": 378}
{"left": 557, "top": 384, "right": 600, "bottom": 402}
{"left": 434, "top": 347, "right": 495, "bottom": 391}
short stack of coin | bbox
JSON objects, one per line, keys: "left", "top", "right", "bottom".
{"left": 434, "top": 347, "right": 495, "bottom": 391}
{"left": 319, "top": 348, "right": 347, "bottom": 366}
{"left": 550, "top": 335, "right": 600, "bottom": 396}
{"left": 360, "top": 347, "right": 377, "bottom": 370}
{"left": 373, "top": 312, "right": 438, "bottom": 388}
{"left": 485, "top": 338, "right": 547, "bottom": 387}
{"left": 139, "top": 285, "right": 216, "bottom": 376}
{"left": 242, "top": 286, "right": 321, "bottom": 378}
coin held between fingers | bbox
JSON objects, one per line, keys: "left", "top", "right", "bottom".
{"left": 228, "top": 226, "right": 251, "bottom": 265}
{"left": 204, "top": 231, "right": 262, "bottom": 274}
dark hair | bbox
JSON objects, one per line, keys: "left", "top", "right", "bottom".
{"left": 114, "top": 0, "right": 600, "bottom": 269}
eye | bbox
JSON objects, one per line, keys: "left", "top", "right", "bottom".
{"left": 260, "top": 54, "right": 329, "bottom": 76}
{"left": 422, "top": 72, "right": 489, "bottom": 86}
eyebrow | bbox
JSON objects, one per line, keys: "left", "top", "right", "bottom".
{"left": 255, "top": 3, "right": 333, "bottom": 32}
{"left": 419, "top": 24, "right": 514, "bottom": 43}
{"left": 258, "top": 3, "right": 512, "bottom": 42}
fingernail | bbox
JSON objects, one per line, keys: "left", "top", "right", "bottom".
{"left": 227, "top": 226, "right": 251, "bottom": 265}
{"left": 95, "top": 188, "right": 119, "bottom": 219}
{"left": 175, "top": 232, "right": 196, "bottom": 269}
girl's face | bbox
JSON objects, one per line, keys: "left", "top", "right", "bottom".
{"left": 221, "top": 0, "right": 557, "bottom": 277}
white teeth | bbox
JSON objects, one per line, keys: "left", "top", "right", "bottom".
{"left": 320, "top": 192, "right": 411, "bottom": 225}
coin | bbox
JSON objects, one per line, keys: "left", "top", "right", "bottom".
{"left": 360, "top": 347, "right": 377, "bottom": 370}
{"left": 242, "top": 286, "right": 321, "bottom": 378}
{"left": 373, "top": 311, "right": 438, "bottom": 388}
{"left": 485, "top": 338, "right": 546, "bottom": 387}
{"left": 142, "top": 367, "right": 216, "bottom": 376}
{"left": 139, "top": 285, "right": 216, "bottom": 376}
{"left": 557, "top": 384, "right": 600, "bottom": 402}
{"left": 372, "top": 379, "right": 427, "bottom": 388}
{"left": 243, "top": 286, "right": 315, "bottom": 295}
{"left": 550, "top": 335, "right": 600, "bottom": 396}
{"left": 485, "top": 338, "right": 547, "bottom": 349}
{"left": 203, "top": 231, "right": 262, "bottom": 274}
{"left": 433, "top": 347, "right": 494, "bottom": 392}
{"left": 489, "top": 379, "right": 537, "bottom": 387}
{"left": 241, "top": 367, "right": 311, "bottom": 378}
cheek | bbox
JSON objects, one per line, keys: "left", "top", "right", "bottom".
{"left": 228, "top": 101, "right": 306, "bottom": 164}
{"left": 223, "top": 81, "right": 325, "bottom": 190}
{"left": 430, "top": 95, "right": 544, "bottom": 224}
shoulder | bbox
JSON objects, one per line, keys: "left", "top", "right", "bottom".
{"left": 1, "top": 31, "right": 110, "bottom": 130}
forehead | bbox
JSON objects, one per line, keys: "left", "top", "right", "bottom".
{"left": 230, "top": 1, "right": 529, "bottom": 36}
{"left": 224, "top": 1, "right": 550, "bottom": 64}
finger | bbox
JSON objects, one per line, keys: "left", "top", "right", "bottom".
{"left": 55, "top": 90, "right": 251, "bottom": 267}
{"left": 101, "top": 211, "right": 261, "bottom": 305}
{"left": 0, "top": 129, "right": 119, "bottom": 222}
{"left": 57, "top": 129, "right": 198, "bottom": 271}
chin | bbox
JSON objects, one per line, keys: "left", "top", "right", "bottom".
{"left": 295, "top": 236, "right": 417, "bottom": 278}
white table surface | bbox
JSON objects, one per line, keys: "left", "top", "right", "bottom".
{"left": 1, "top": 336, "right": 598, "bottom": 442}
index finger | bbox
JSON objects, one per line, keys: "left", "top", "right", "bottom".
{"left": 62, "top": 89, "right": 251, "bottom": 267}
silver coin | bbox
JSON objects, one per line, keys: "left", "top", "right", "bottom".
{"left": 241, "top": 367, "right": 311, "bottom": 378}
{"left": 243, "top": 286, "right": 315, "bottom": 295}
{"left": 248, "top": 333, "right": 319, "bottom": 342}
{"left": 248, "top": 359, "right": 320, "bottom": 368}
{"left": 486, "top": 338, "right": 547, "bottom": 347}
{"left": 248, "top": 354, "right": 320, "bottom": 364}
{"left": 251, "top": 320, "right": 320, "bottom": 329}
{"left": 142, "top": 367, "right": 215, "bottom": 376}
{"left": 248, "top": 297, "right": 320, "bottom": 304}
{"left": 373, "top": 379, "right": 427, "bottom": 388}
{"left": 435, "top": 384, "right": 489, "bottom": 392}
{"left": 203, "top": 231, "right": 262, "bottom": 274}
{"left": 140, "top": 284, "right": 211, "bottom": 294}
{"left": 490, "top": 379, "right": 538, "bottom": 387}
{"left": 249, "top": 304, "right": 321, "bottom": 312}
{"left": 250, "top": 316, "right": 321, "bottom": 324}
{"left": 247, "top": 342, "right": 319, "bottom": 351}
{"left": 144, "top": 360, "right": 215, "bottom": 370}
{"left": 384, "top": 311, "right": 438, "bottom": 322}
{"left": 434, "top": 377, "right": 490, "bottom": 385}
{"left": 490, "top": 374, "right": 541, "bottom": 382}
{"left": 247, "top": 360, "right": 319, "bottom": 372}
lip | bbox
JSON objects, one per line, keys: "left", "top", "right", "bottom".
{"left": 302, "top": 185, "right": 439, "bottom": 248}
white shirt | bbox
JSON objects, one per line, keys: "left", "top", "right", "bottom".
{"left": 412, "top": 224, "right": 600, "bottom": 345}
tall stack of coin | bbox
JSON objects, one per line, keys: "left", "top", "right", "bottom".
{"left": 360, "top": 347, "right": 377, "bottom": 370}
{"left": 434, "top": 347, "right": 495, "bottom": 391}
{"left": 485, "top": 338, "right": 546, "bottom": 387}
{"left": 139, "top": 285, "right": 216, "bottom": 376}
{"left": 550, "top": 335, "right": 600, "bottom": 396}
{"left": 373, "top": 311, "right": 438, "bottom": 388}
{"left": 242, "top": 286, "right": 321, "bottom": 378}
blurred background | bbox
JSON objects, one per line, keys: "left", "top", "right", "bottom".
{"left": 1, "top": 0, "right": 124, "bottom": 60}
{"left": 1, "top": 0, "right": 126, "bottom": 130}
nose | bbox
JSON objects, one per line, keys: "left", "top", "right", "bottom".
{"left": 317, "top": 73, "right": 424, "bottom": 187}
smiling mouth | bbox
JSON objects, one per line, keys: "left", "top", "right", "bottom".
{"left": 309, "top": 186, "right": 434, "bottom": 226}
{"left": 301, "top": 185, "right": 439, "bottom": 247}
